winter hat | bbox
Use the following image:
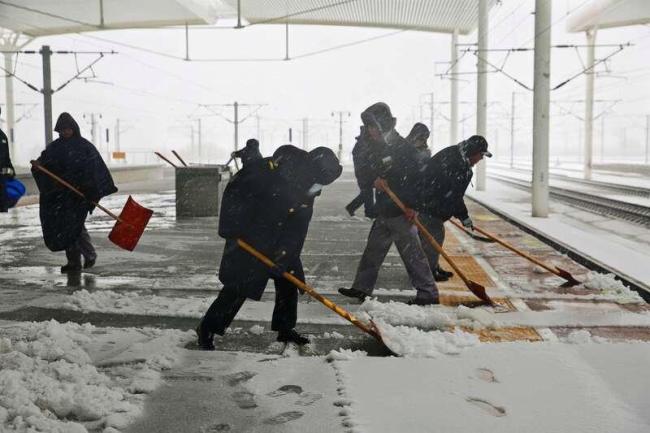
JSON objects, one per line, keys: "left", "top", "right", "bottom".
{"left": 462, "top": 135, "right": 492, "bottom": 158}
{"left": 308, "top": 146, "right": 342, "bottom": 186}
{"left": 54, "top": 112, "right": 80, "bottom": 136}
{"left": 361, "top": 102, "right": 396, "bottom": 133}
{"left": 406, "top": 122, "right": 430, "bottom": 143}
{"left": 273, "top": 144, "right": 314, "bottom": 189}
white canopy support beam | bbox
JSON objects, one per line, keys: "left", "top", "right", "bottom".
{"left": 583, "top": 28, "right": 597, "bottom": 180}
{"left": 475, "top": 0, "right": 488, "bottom": 191}
{"left": 450, "top": 29, "right": 459, "bottom": 145}
{"left": 531, "top": 0, "right": 552, "bottom": 217}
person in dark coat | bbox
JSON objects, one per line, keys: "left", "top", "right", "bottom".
{"left": 406, "top": 122, "right": 431, "bottom": 163}
{"left": 339, "top": 102, "right": 438, "bottom": 306}
{"left": 32, "top": 112, "right": 117, "bottom": 272}
{"left": 0, "top": 107, "right": 15, "bottom": 213}
{"left": 232, "top": 138, "right": 263, "bottom": 167}
{"left": 416, "top": 135, "right": 492, "bottom": 279}
{"left": 196, "top": 144, "right": 342, "bottom": 350}
{"left": 344, "top": 106, "right": 391, "bottom": 217}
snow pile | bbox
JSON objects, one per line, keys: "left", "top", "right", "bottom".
{"left": 360, "top": 299, "right": 500, "bottom": 330}
{"left": 0, "top": 320, "right": 191, "bottom": 433}
{"left": 564, "top": 329, "right": 607, "bottom": 344}
{"left": 326, "top": 349, "right": 368, "bottom": 362}
{"left": 63, "top": 289, "right": 210, "bottom": 318}
{"left": 377, "top": 321, "right": 481, "bottom": 358}
{"left": 581, "top": 272, "right": 644, "bottom": 303}
{"left": 249, "top": 325, "right": 265, "bottom": 335}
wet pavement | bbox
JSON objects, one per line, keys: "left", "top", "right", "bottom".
{"left": 2, "top": 170, "right": 650, "bottom": 432}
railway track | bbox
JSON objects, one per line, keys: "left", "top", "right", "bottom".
{"left": 491, "top": 165, "right": 650, "bottom": 198}
{"left": 488, "top": 173, "right": 650, "bottom": 227}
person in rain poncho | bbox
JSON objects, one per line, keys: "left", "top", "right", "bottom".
{"left": 231, "top": 138, "right": 263, "bottom": 168}
{"left": 32, "top": 112, "right": 117, "bottom": 273}
{"left": 344, "top": 107, "right": 391, "bottom": 217}
{"left": 339, "top": 102, "right": 439, "bottom": 306}
{"left": 406, "top": 122, "right": 432, "bottom": 164}
{"left": 415, "top": 135, "right": 492, "bottom": 279}
{"left": 0, "top": 106, "right": 16, "bottom": 213}
{"left": 196, "top": 144, "right": 342, "bottom": 350}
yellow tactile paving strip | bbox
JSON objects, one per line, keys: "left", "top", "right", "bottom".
{"left": 437, "top": 255, "right": 496, "bottom": 289}
{"left": 472, "top": 327, "right": 543, "bottom": 342}
{"left": 439, "top": 295, "right": 514, "bottom": 311}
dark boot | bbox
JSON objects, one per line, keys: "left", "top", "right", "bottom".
{"left": 61, "top": 262, "right": 82, "bottom": 273}
{"left": 196, "top": 321, "right": 215, "bottom": 351}
{"left": 434, "top": 269, "right": 450, "bottom": 282}
{"left": 344, "top": 202, "right": 356, "bottom": 217}
{"left": 84, "top": 258, "right": 96, "bottom": 269}
{"left": 277, "top": 329, "right": 310, "bottom": 346}
{"left": 338, "top": 287, "right": 368, "bottom": 301}
{"left": 407, "top": 297, "right": 439, "bottom": 306}
{"left": 437, "top": 266, "right": 453, "bottom": 279}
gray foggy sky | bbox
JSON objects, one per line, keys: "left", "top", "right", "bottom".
{"left": 3, "top": 0, "right": 650, "bottom": 166}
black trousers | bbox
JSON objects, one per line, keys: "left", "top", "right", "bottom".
{"left": 202, "top": 277, "right": 298, "bottom": 335}
{"left": 65, "top": 225, "right": 96, "bottom": 265}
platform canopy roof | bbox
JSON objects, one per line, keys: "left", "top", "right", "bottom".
{"left": 567, "top": 0, "right": 650, "bottom": 32}
{"left": 0, "top": 0, "right": 496, "bottom": 38}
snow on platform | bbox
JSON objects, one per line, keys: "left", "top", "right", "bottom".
{"left": 2, "top": 172, "right": 650, "bottom": 432}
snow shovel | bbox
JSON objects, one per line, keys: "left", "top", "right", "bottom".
{"left": 30, "top": 161, "right": 153, "bottom": 252}
{"left": 463, "top": 223, "right": 581, "bottom": 286}
{"left": 236, "top": 239, "right": 388, "bottom": 345}
{"left": 378, "top": 180, "right": 494, "bottom": 305}
{"left": 449, "top": 219, "right": 494, "bottom": 243}
{"left": 154, "top": 152, "right": 178, "bottom": 168}
{"left": 171, "top": 150, "right": 188, "bottom": 167}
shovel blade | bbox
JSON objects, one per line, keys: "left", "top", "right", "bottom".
{"left": 556, "top": 267, "right": 581, "bottom": 286}
{"left": 108, "top": 196, "right": 153, "bottom": 251}
{"left": 467, "top": 280, "right": 494, "bottom": 305}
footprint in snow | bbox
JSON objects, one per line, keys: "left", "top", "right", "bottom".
{"left": 202, "top": 423, "right": 231, "bottom": 432}
{"left": 267, "top": 384, "right": 303, "bottom": 397}
{"left": 231, "top": 391, "right": 257, "bottom": 409}
{"left": 263, "top": 411, "right": 304, "bottom": 425}
{"left": 466, "top": 397, "right": 506, "bottom": 417}
{"left": 476, "top": 368, "right": 498, "bottom": 383}
{"left": 224, "top": 371, "right": 256, "bottom": 386}
{"left": 295, "top": 392, "right": 322, "bottom": 406}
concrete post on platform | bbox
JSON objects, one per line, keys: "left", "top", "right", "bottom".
{"left": 583, "top": 29, "right": 597, "bottom": 180}
{"left": 41, "top": 45, "right": 53, "bottom": 147}
{"left": 475, "top": 0, "right": 488, "bottom": 191}
{"left": 644, "top": 114, "right": 650, "bottom": 164}
{"left": 510, "top": 91, "right": 515, "bottom": 168}
{"left": 233, "top": 101, "right": 239, "bottom": 152}
{"left": 3, "top": 53, "right": 15, "bottom": 153}
{"left": 531, "top": 0, "right": 552, "bottom": 217}
{"left": 450, "top": 29, "right": 459, "bottom": 145}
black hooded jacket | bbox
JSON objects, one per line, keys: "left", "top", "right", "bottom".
{"left": 416, "top": 143, "right": 473, "bottom": 221}
{"left": 217, "top": 145, "right": 340, "bottom": 300}
{"left": 0, "top": 126, "right": 14, "bottom": 212}
{"left": 32, "top": 113, "right": 117, "bottom": 251}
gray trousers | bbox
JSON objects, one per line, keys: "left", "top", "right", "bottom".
{"left": 418, "top": 214, "right": 446, "bottom": 272}
{"left": 351, "top": 215, "right": 437, "bottom": 300}
{"left": 65, "top": 225, "right": 96, "bottom": 265}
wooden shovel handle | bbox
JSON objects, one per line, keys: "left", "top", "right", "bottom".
{"left": 236, "top": 239, "right": 381, "bottom": 340}
{"left": 154, "top": 152, "right": 178, "bottom": 168}
{"left": 171, "top": 150, "right": 188, "bottom": 167}
{"left": 30, "top": 160, "right": 123, "bottom": 223}
{"left": 379, "top": 181, "right": 492, "bottom": 304}
{"left": 470, "top": 223, "right": 577, "bottom": 282}
{"left": 379, "top": 182, "right": 470, "bottom": 285}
